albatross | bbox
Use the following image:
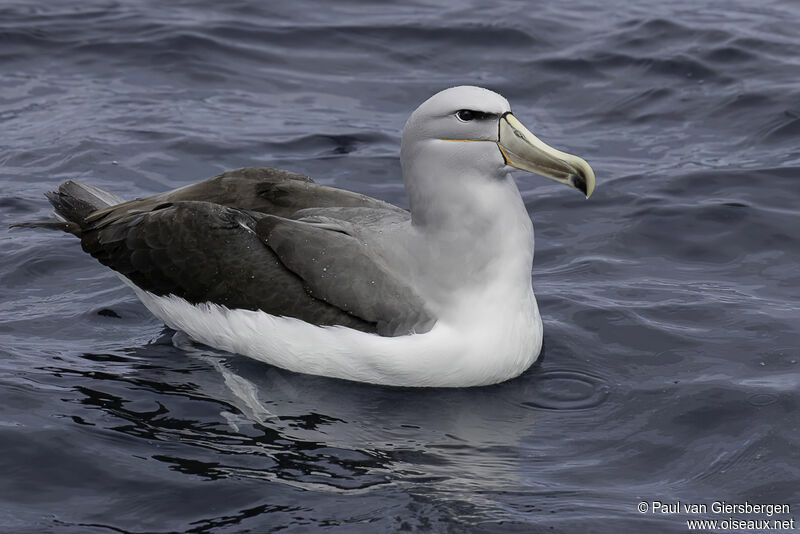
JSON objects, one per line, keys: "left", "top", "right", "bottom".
{"left": 18, "top": 86, "right": 595, "bottom": 387}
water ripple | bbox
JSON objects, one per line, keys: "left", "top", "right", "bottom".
{"left": 521, "top": 370, "right": 611, "bottom": 411}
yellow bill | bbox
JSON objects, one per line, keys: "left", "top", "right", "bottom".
{"left": 497, "top": 113, "right": 595, "bottom": 198}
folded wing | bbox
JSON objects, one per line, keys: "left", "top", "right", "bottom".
{"left": 71, "top": 168, "right": 434, "bottom": 337}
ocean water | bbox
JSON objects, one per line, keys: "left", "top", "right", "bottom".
{"left": 1, "top": 0, "right": 799, "bottom": 532}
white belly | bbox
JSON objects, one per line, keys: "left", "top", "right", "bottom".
{"left": 124, "top": 278, "right": 542, "bottom": 387}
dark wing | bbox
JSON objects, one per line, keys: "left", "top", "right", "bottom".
{"left": 61, "top": 167, "right": 433, "bottom": 337}
{"left": 256, "top": 214, "right": 436, "bottom": 336}
{"left": 80, "top": 200, "right": 377, "bottom": 333}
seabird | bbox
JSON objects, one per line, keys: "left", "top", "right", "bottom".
{"left": 17, "top": 86, "right": 595, "bottom": 387}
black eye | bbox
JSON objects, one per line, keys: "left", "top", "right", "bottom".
{"left": 456, "top": 110, "right": 475, "bottom": 122}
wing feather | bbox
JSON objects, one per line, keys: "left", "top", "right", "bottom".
{"left": 80, "top": 200, "right": 377, "bottom": 333}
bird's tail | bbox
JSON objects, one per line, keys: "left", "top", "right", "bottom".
{"left": 11, "top": 180, "right": 125, "bottom": 236}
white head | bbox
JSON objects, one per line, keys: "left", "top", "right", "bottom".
{"left": 400, "top": 86, "right": 595, "bottom": 227}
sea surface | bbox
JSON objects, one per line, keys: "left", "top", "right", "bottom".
{"left": 1, "top": 0, "right": 799, "bottom": 532}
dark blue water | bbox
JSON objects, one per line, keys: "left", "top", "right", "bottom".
{"left": 2, "top": 1, "right": 799, "bottom": 532}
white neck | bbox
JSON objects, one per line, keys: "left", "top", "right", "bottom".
{"left": 400, "top": 139, "right": 535, "bottom": 319}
